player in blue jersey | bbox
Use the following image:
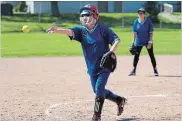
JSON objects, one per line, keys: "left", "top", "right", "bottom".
{"left": 129, "top": 8, "right": 159, "bottom": 76}
{"left": 46, "top": 4, "right": 127, "bottom": 121}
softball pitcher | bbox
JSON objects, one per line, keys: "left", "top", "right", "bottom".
{"left": 46, "top": 4, "right": 126, "bottom": 121}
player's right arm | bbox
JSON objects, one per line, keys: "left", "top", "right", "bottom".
{"left": 133, "top": 33, "right": 136, "bottom": 43}
{"left": 46, "top": 24, "right": 73, "bottom": 36}
{"left": 47, "top": 24, "right": 82, "bottom": 42}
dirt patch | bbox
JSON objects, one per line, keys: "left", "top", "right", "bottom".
{"left": 0, "top": 56, "right": 181, "bottom": 121}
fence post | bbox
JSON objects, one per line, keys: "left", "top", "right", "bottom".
{"left": 38, "top": 2, "right": 42, "bottom": 23}
{"left": 160, "top": 4, "right": 163, "bottom": 29}
{"left": 121, "top": 2, "right": 124, "bottom": 29}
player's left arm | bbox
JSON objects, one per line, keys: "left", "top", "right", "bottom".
{"left": 148, "top": 19, "right": 154, "bottom": 49}
{"left": 107, "top": 27, "right": 120, "bottom": 52}
{"left": 149, "top": 32, "right": 153, "bottom": 42}
{"left": 110, "top": 38, "right": 120, "bottom": 52}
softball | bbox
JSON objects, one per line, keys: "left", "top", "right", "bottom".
{"left": 22, "top": 25, "right": 30, "bottom": 33}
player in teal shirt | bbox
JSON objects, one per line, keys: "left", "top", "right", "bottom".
{"left": 47, "top": 4, "right": 126, "bottom": 121}
{"left": 129, "top": 8, "right": 159, "bottom": 76}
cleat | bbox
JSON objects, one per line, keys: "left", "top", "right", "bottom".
{"left": 91, "top": 113, "right": 101, "bottom": 121}
{"left": 117, "top": 97, "right": 127, "bottom": 116}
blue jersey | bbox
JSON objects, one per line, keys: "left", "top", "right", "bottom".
{"left": 69, "top": 24, "right": 119, "bottom": 75}
{"left": 132, "top": 18, "right": 154, "bottom": 46}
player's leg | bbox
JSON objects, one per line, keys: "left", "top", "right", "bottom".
{"left": 105, "top": 89, "right": 127, "bottom": 116}
{"left": 91, "top": 72, "right": 109, "bottom": 121}
{"left": 146, "top": 45, "right": 158, "bottom": 76}
{"left": 90, "top": 74, "right": 105, "bottom": 121}
{"left": 129, "top": 46, "right": 143, "bottom": 76}
{"left": 94, "top": 72, "right": 127, "bottom": 118}
{"left": 90, "top": 75, "right": 98, "bottom": 93}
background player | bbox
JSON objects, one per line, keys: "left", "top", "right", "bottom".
{"left": 129, "top": 8, "right": 159, "bottom": 76}
{"left": 46, "top": 4, "right": 126, "bottom": 121}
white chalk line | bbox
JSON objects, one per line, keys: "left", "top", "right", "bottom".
{"left": 127, "top": 94, "right": 168, "bottom": 98}
{"left": 45, "top": 93, "right": 171, "bottom": 119}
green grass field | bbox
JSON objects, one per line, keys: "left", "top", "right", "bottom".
{"left": 1, "top": 13, "right": 181, "bottom": 57}
{"left": 172, "top": 12, "right": 182, "bottom": 16}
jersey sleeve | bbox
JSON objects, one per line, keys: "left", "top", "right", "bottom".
{"left": 132, "top": 20, "right": 137, "bottom": 33}
{"left": 69, "top": 26, "right": 82, "bottom": 42}
{"left": 106, "top": 27, "right": 119, "bottom": 45}
{"left": 149, "top": 19, "right": 154, "bottom": 33}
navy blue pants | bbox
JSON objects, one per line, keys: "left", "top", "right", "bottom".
{"left": 90, "top": 72, "right": 118, "bottom": 102}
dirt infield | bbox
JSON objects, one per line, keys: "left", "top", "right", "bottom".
{"left": 0, "top": 56, "right": 181, "bottom": 121}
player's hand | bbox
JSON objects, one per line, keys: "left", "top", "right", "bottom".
{"left": 46, "top": 24, "right": 56, "bottom": 34}
{"left": 147, "top": 43, "right": 152, "bottom": 49}
{"left": 147, "top": 40, "right": 153, "bottom": 49}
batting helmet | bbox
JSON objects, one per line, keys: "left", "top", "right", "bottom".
{"left": 80, "top": 4, "right": 99, "bottom": 20}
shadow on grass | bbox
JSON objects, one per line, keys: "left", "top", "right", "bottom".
{"left": 2, "top": 13, "right": 80, "bottom": 24}
{"left": 1, "top": 13, "right": 142, "bottom": 27}
{"left": 98, "top": 15, "right": 135, "bottom": 27}
{"left": 2, "top": 13, "right": 181, "bottom": 33}
{"left": 154, "top": 23, "right": 181, "bottom": 29}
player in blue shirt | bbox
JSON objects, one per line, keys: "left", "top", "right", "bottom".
{"left": 129, "top": 8, "right": 159, "bottom": 76}
{"left": 46, "top": 4, "right": 126, "bottom": 121}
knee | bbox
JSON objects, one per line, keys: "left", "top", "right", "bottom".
{"left": 95, "top": 96, "right": 105, "bottom": 102}
{"left": 149, "top": 52, "right": 155, "bottom": 57}
{"left": 134, "top": 55, "right": 140, "bottom": 60}
{"left": 91, "top": 84, "right": 96, "bottom": 94}
{"left": 148, "top": 48, "right": 154, "bottom": 54}
{"left": 95, "top": 87, "right": 105, "bottom": 97}
{"left": 105, "top": 90, "right": 111, "bottom": 99}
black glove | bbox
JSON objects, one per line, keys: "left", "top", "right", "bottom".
{"left": 129, "top": 43, "right": 137, "bottom": 55}
{"left": 100, "top": 51, "right": 117, "bottom": 72}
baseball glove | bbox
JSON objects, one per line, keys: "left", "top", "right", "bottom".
{"left": 100, "top": 51, "right": 117, "bottom": 72}
{"left": 129, "top": 43, "right": 137, "bottom": 55}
